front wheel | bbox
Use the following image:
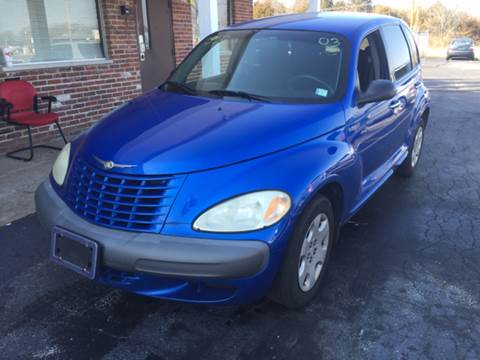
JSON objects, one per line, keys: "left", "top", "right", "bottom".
{"left": 396, "top": 122, "right": 425, "bottom": 177}
{"left": 269, "top": 195, "right": 334, "bottom": 308}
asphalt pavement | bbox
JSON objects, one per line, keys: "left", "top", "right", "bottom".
{"left": 0, "top": 59, "right": 479, "bottom": 359}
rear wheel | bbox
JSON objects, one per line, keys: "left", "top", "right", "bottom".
{"left": 269, "top": 195, "right": 334, "bottom": 308}
{"left": 397, "top": 122, "right": 425, "bottom": 177}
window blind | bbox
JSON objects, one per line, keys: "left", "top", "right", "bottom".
{"left": 0, "top": 0, "right": 104, "bottom": 66}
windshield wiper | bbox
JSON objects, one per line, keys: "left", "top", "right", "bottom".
{"left": 162, "top": 80, "right": 196, "bottom": 95}
{"left": 208, "top": 89, "right": 272, "bottom": 103}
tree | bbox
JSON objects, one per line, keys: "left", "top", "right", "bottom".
{"left": 292, "top": 0, "right": 308, "bottom": 13}
{"left": 291, "top": 0, "right": 334, "bottom": 13}
{"left": 253, "top": 0, "right": 287, "bottom": 19}
{"left": 372, "top": 5, "right": 406, "bottom": 18}
{"left": 332, "top": 1, "right": 347, "bottom": 10}
{"left": 418, "top": 2, "right": 460, "bottom": 47}
{"left": 330, "top": 1, "right": 359, "bottom": 11}
{"left": 351, "top": 0, "right": 372, "bottom": 12}
{"left": 321, "top": 0, "right": 334, "bottom": 9}
{"left": 372, "top": 1, "right": 480, "bottom": 48}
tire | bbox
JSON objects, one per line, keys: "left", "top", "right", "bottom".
{"left": 269, "top": 195, "right": 334, "bottom": 308}
{"left": 396, "top": 121, "right": 425, "bottom": 177}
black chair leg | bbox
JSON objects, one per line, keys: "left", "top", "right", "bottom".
{"left": 56, "top": 121, "right": 67, "bottom": 144}
{"left": 5, "top": 126, "right": 62, "bottom": 162}
{"left": 6, "top": 126, "right": 34, "bottom": 161}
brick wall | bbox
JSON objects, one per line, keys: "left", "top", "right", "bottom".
{"left": 232, "top": 0, "right": 253, "bottom": 24}
{"left": 172, "top": 0, "right": 254, "bottom": 65}
{"left": 0, "top": 0, "right": 142, "bottom": 154}
{"left": 171, "top": 0, "right": 193, "bottom": 66}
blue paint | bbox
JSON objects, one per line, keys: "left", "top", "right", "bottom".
{"left": 53, "top": 13, "right": 430, "bottom": 305}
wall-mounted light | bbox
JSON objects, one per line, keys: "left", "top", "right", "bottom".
{"left": 120, "top": 5, "right": 131, "bottom": 16}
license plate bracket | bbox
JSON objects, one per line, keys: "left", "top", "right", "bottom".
{"left": 51, "top": 227, "right": 99, "bottom": 279}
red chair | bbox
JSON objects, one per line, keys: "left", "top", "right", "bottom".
{"left": 0, "top": 80, "right": 67, "bottom": 161}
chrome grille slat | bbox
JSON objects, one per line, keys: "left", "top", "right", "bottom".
{"left": 64, "top": 158, "right": 184, "bottom": 233}
{"left": 72, "top": 179, "right": 177, "bottom": 199}
{"left": 74, "top": 177, "right": 174, "bottom": 198}
{"left": 73, "top": 198, "right": 166, "bottom": 216}
{"left": 71, "top": 189, "right": 168, "bottom": 208}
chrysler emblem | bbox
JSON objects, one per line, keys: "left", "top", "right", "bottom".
{"left": 93, "top": 156, "right": 136, "bottom": 170}
{"left": 103, "top": 161, "right": 115, "bottom": 170}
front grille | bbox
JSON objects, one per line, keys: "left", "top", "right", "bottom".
{"left": 64, "top": 158, "right": 185, "bottom": 233}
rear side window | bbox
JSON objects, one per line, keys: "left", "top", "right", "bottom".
{"left": 402, "top": 26, "right": 420, "bottom": 67}
{"left": 381, "top": 25, "right": 412, "bottom": 81}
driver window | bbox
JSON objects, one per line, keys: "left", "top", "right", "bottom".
{"left": 186, "top": 38, "right": 237, "bottom": 91}
{"left": 357, "top": 32, "right": 386, "bottom": 93}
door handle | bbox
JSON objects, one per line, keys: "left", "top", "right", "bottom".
{"left": 389, "top": 100, "right": 402, "bottom": 110}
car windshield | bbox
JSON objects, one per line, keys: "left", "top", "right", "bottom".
{"left": 167, "top": 29, "right": 348, "bottom": 103}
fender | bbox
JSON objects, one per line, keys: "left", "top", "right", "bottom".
{"left": 407, "top": 84, "right": 431, "bottom": 146}
{"left": 163, "top": 129, "right": 362, "bottom": 251}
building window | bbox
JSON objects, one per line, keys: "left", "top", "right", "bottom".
{"left": 0, "top": 0, "right": 105, "bottom": 67}
{"left": 217, "top": 0, "right": 232, "bottom": 30}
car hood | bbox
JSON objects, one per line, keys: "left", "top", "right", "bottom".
{"left": 77, "top": 90, "right": 345, "bottom": 174}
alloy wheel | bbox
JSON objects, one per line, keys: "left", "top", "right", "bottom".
{"left": 298, "top": 213, "right": 330, "bottom": 292}
{"left": 411, "top": 126, "right": 424, "bottom": 168}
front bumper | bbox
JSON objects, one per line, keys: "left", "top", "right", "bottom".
{"left": 36, "top": 180, "right": 271, "bottom": 285}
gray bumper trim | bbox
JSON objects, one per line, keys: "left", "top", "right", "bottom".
{"left": 35, "top": 181, "right": 269, "bottom": 279}
{"left": 447, "top": 50, "right": 474, "bottom": 57}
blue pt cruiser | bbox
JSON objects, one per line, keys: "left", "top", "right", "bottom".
{"left": 36, "top": 12, "right": 430, "bottom": 308}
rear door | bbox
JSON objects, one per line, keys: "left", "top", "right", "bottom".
{"left": 401, "top": 24, "right": 425, "bottom": 134}
{"left": 380, "top": 24, "right": 417, "bottom": 154}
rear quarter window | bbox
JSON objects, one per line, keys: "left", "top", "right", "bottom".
{"left": 402, "top": 26, "right": 420, "bottom": 67}
{"left": 381, "top": 25, "right": 413, "bottom": 81}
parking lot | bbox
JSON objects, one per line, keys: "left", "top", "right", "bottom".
{"left": 0, "top": 58, "right": 479, "bottom": 359}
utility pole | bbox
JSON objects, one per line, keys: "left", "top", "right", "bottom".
{"left": 410, "top": 0, "right": 417, "bottom": 30}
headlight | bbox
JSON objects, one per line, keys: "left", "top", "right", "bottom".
{"left": 52, "top": 143, "right": 71, "bottom": 186}
{"left": 193, "top": 190, "right": 291, "bottom": 232}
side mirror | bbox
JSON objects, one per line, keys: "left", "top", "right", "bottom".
{"left": 357, "top": 79, "right": 396, "bottom": 106}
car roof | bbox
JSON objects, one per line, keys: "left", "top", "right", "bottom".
{"left": 230, "top": 12, "right": 401, "bottom": 41}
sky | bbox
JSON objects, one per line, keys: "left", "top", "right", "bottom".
{"left": 373, "top": 0, "right": 480, "bottom": 15}
{"left": 276, "top": 0, "right": 480, "bottom": 16}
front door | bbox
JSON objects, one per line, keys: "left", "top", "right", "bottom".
{"left": 348, "top": 31, "right": 396, "bottom": 180}
{"left": 136, "top": 0, "right": 176, "bottom": 91}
